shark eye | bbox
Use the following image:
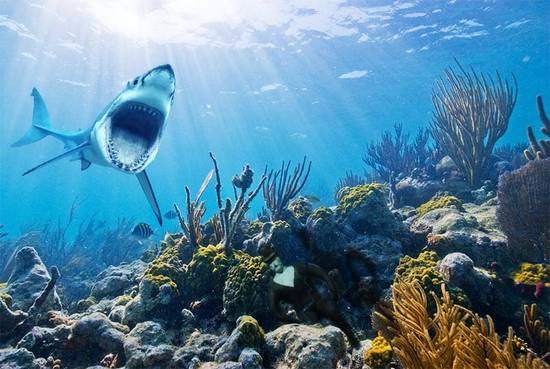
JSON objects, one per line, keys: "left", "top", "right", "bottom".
{"left": 133, "top": 78, "right": 139, "bottom": 86}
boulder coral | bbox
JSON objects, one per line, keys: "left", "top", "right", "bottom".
{"left": 223, "top": 251, "right": 271, "bottom": 321}
{"left": 336, "top": 183, "right": 398, "bottom": 235}
{"left": 185, "top": 244, "right": 231, "bottom": 300}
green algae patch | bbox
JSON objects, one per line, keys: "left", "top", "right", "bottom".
{"left": 416, "top": 195, "right": 464, "bottom": 216}
{"left": 336, "top": 183, "right": 386, "bottom": 216}
{"left": 309, "top": 206, "right": 334, "bottom": 221}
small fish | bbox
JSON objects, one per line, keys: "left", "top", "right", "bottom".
{"left": 302, "top": 194, "right": 320, "bottom": 203}
{"left": 164, "top": 210, "right": 178, "bottom": 220}
{"left": 534, "top": 282, "right": 544, "bottom": 299}
{"left": 131, "top": 223, "right": 154, "bottom": 239}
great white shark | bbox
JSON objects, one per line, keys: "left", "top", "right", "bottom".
{"left": 12, "top": 64, "right": 176, "bottom": 226}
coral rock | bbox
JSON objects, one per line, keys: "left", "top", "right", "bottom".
{"left": 90, "top": 260, "right": 147, "bottom": 300}
{"left": 124, "top": 321, "right": 176, "bottom": 369}
{"left": 215, "top": 316, "right": 265, "bottom": 362}
{"left": 6, "top": 247, "right": 61, "bottom": 312}
{"left": 0, "top": 348, "right": 40, "bottom": 369}
{"left": 264, "top": 324, "right": 347, "bottom": 369}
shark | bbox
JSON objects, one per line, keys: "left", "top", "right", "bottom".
{"left": 12, "top": 64, "right": 176, "bottom": 226}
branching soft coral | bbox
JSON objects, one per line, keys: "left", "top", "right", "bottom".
{"left": 373, "top": 280, "right": 548, "bottom": 369}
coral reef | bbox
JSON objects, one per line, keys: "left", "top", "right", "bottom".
{"left": 497, "top": 158, "right": 550, "bottom": 262}
{"left": 395, "top": 250, "right": 469, "bottom": 307}
{"left": 334, "top": 171, "right": 368, "bottom": 203}
{"left": 214, "top": 315, "right": 265, "bottom": 362}
{"left": 410, "top": 201, "right": 507, "bottom": 265}
{"left": 525, "top": 96, "right": 550, "bottom": 160}
{"left": 431, "top": 61, "right": 517, "bottom": 187}
{"left": 264, "top": 324, "right": 347, "bottom": 369}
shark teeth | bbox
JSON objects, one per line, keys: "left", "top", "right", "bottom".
{"left": 128, "top": 104, "right": 160, "bottom": 117}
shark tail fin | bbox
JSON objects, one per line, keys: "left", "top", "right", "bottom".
{"left": 12, "top": 88, "right": 54, "bottom": 147}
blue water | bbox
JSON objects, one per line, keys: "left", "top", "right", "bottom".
{"left": 0, "top": 0, "right": 549, "bottom": 235}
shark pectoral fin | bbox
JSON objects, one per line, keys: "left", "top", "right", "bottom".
{"left": 136, "top": 170, "right": 163, "bottom": 226}
{"left": 22, "top": 142, "right": 90, "bottom": 176}
{"left": 81, "top": 159, "right": 91, "bottom": 171}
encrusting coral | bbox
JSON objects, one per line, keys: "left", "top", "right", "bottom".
{"left": 373, "top": 280, "right": 549, "bottom": 369}
{"left": 394, "top": 250, "right": 469, "bottom": 308}
{"left": 363, "top": 335, "right": 393, "bottom": 369}
{"left": 416, "top": 195, "right": 464, "bottom": 216}
{"left": 336, "top": 182, "right": 386, "bottom": 215}
{"left": 511, "top": 263, "right": 550, "bottom": 287}
{"left": 142, "top": 236, "right": 187, "bottom": 294}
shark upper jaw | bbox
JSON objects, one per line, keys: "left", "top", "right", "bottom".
{"left": 98, "top": 64, "right": 175, "bottom": 173}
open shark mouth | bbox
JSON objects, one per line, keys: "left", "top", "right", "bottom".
{"left": 106, "top": 101, "right": 163, "bottom": 172}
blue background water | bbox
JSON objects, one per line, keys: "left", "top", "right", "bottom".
{"left": 0, "top": 0, "right": 548, "bottom": 236}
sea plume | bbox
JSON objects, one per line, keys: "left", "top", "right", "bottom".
{"left": 373, "top": 280, "right": 549, "bottom": 369}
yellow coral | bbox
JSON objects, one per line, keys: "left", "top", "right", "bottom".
{"left": 511, "top": 263, "right": 550, "bottom": 287}
{"left": 364, "top": 335, "right": 393, "bottom": 369}
{"left": 143, "top": 236, "right": 187, "bottom": 293}
{"left": 416, "top": 195, "right": 464, "bottom": 216}
{"left": 395, "top": 251, "right": 469, "bottom": 308}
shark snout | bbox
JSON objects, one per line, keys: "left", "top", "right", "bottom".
{"left": 143, "top": 64, "right": 175, "bottom": 93}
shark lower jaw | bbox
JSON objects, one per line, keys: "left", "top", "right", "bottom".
{"left": 105, "top": 101, "right": 164, "bottom": 173}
